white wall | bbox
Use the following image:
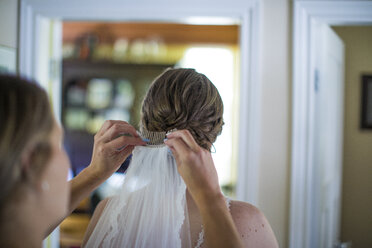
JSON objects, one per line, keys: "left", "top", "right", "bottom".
{"left": 258, "top": 0, "right": 290, "bottom": 247}
{"left": 0, "top": 0, "right": 18, "bottom": 48}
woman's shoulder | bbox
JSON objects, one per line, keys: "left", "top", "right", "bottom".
{"left": 90, "top": 197, "right": 111, "bottom": 221}
{"left": 229, "top": 200, "right": 260, "bottom": 217}
{"left": 228, "top": 199, "right": 279, "bottom": 248}
{"left": 96, "top": 197, "right": 110, "bottom": 210}
{"left": 82, "top": 197, "right": 111, "bottom": 246}
{"left": 228, "top": 200, "right": 266, "bottom": 235}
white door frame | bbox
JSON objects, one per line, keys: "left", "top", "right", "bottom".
{"left": 19, "top": 0, "right": 262, "bottom": 204}
{"left": 290, "top": 1, "right": 372, "bottom": 247}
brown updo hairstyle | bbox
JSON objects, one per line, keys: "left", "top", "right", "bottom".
{"left": 0, "top": 75, "right": 54, "bottom": 213}
{"left": 141, "top": 68, "right": 224, "bottom": 151}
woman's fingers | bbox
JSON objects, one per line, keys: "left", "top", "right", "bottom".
{"left": 105, "top": 135, "right": 146, "bottom": 151}
{"left": 87, "top": 121, "right": 143, "bottom": 179}
{"left": 97, "top": 120, "right": 123, "bottom": 136}
{"left": 164, "top": 136, "right": 190, "bottom": 162}
{"left": 96, "top": 120, "right": 139, "bottom": 139}
{"left": 166, "top": 130, "right": 200, "bottom": 152}
{"left": 96, "top": 120, "right": 116, "bottom": 136}
{"left": 99, "top": 122, "right": 140, "bottom": 143}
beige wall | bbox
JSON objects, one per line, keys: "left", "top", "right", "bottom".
{"left": 258, "top": 0, "right": 291, "bottom": 247}
{"left": 0, "top": 0, "right": 18, "bottom": 48}
{"left": 333, "top": 26, "right": 372, "bottom": 248}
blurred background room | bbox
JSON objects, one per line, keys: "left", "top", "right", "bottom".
{"left": 59, "top": 21, "right": 240, "bottom": 247}
{"left": 0, "top": 0, "right": 371, "bottom": 248}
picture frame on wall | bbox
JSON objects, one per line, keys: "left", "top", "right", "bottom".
{"left": 361, "top": 74, "right": 372, "bottom": 129}
{"left": 0, "top": 45, "right": 16, "bottom": 74}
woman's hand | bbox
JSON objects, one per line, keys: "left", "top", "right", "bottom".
{"left": 165, "top": 130, "right": 244, "bottom": 248}
{"left": 164, "top": 130, "right": 222, "bottom": 207}
{"left": 88, "top": 120, "right": 146, "bottom": 179}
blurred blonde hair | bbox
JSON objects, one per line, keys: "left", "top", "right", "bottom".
{"left": 0, "top": 75, "right": 54, "bottom": 212}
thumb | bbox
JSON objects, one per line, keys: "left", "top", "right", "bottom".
{"left": 168, "top": 146, "right": 180, "bottom": 163}
{"left": 165, "top": 141, "right": 181, "bottom": 166}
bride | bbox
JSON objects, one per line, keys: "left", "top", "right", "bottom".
{"left": 82, "top": 68, "right": 278, "bottom": 248}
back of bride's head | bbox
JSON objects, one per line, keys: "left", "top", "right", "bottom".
{"left": 141, "top": 68, "right": 223, "bottom": 150}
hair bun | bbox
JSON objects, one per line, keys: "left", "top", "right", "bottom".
{"left": 141, "top": 68, "right": 224, "bottom": 151}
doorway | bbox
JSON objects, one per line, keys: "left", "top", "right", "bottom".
{"left": 331, "top": 26, "right": 372, "bottom": 248}
{"left": 19, "top": 0, "right": 260, "bottom": 205}
{"left": 61, "top": 21, "right": 240, "bottom": 194}
{"left": 59, "top": 22, "right": 240, "bottom": 246}
{"left": 19, "top": 1, "right": 261, "bottom": 247}
{"left": 290, "top": 1, "right": 372, "bottom": 248}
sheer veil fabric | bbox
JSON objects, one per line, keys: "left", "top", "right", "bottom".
{"left": 84, "top": 129, "right": 193, "bottom": 248}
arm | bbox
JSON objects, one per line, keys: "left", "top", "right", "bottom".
{"left": 46, "top": 120, "right": 145, "bottom": 237}
{"left": 197, "top": 193, "right": 244, "bottom": 248}
{"left": 165, "top": 130, "right": 244, "bottom": 248}
{"left": 67, "top": 166, "right": 106, "bottom": 215}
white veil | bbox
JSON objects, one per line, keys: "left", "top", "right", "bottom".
{"left": 84, "top": 129, "right": 192, "bottom": 248}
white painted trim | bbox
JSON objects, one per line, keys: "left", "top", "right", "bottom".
{"left": 34, "top": 15, "right": 50, "bottom": 90}
{"left": 19, "top": 0, "right": 261, "bottom": 205}
{"left": 50, "top": 20, "right": 63, "bottom": 124}
{"left": 19, "top": 0, "right": 34, "bottom": 78}
{"left": 236, "top": 2, "right": 261, "bottom": 205}
{"left": 290, "top": 1, "right": 372, "bottom": 248}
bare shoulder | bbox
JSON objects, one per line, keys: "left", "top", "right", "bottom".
{"left": 82, "top": 198, "right": 110, "bottom": 246}
{"left": 229, "top": 200, "right": 279, "bottom": 248}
